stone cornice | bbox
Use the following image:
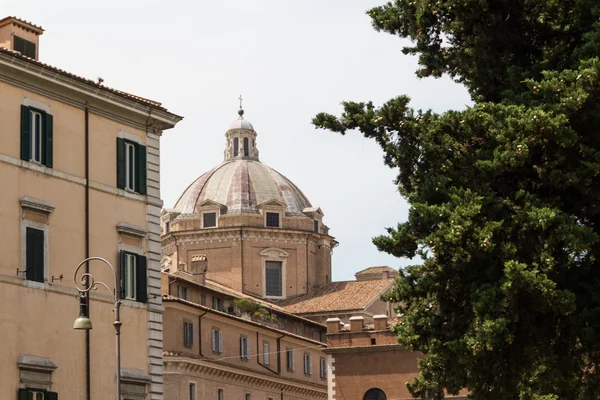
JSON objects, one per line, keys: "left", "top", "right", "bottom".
{"left": 20, "top": 196, "right": 55, "bottom": 214}
{"left": 165, "top": 226, "right": 336, "bottom": 245}
{"left": 164, "top": 356, "right": 326, "bottom": 398}
{"left": 117, "top": 222, "right": 148, "bottom": 238}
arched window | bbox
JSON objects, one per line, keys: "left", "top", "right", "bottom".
{"left": 363, "top": 388, "right": 386, "bottom": 400}
{"left": 233, "top": 137, "right": 239, "bottom": 156}
{"left": 243, "top": 137, "right": 249, "bottom": 157}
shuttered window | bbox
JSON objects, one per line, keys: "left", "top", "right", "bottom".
{"left": 304, "top": 353, "right": 312, "bottom": 375}
{"left": 265, "top": 261, "right": 282, "bottom": 297}
{"left": 184, "top": 320, "right": 194, "bottom": 347}
{"left": 263, "top": 341, "right": 270, "bottom": 365}
{"left": 212, "top": 328, "right": 223, "bottom": 353}
{"left": 14, "top": 36, "right": 36, "bottom": 58}
{"left": 119, "top": 250, "right": 147, "bottom": 302}
{"left": 286, "top": 348, "right": 294, "bottom": 371}
{"left": 320, "top": 358, "right": 327, "bottom": 378}
{"left": 21, "top": 105, "right": 53, "bottom": 167}
{"left": 240, "top": 336, "right": 250, "bottom": 360}
{"left": 26, "top": 227, "right": 44, "bottom": 283}
{"left": 116, "top": 138, "right": 147, "bottom": 194}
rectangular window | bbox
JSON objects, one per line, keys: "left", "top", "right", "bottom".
{"left": 320, "top": 358, "right": 327, "bottom": 379}
{"left": 286, "top": 348, "right": 294, "bottom": 371}
{"left": 304, "top": 353, "right": 312, "bottom": 375}
{"left": 116, "top": 138, "right": 147, "bottom": 194}
{"left": 265, "top": 212, "right": 280, "bottom": 227}
{"left": 119, "top": 251, "right": 147, "bottom": 302}
{"left": 263, "top": 341, "right": 270, "bottom": 365}
{"left": 14, "top": 36, "right": 36, "bottom": 58}
{"left": 200, "top": 293, "right": 206, "bottom": 306}
{"left": 265, "top": 261, "right": 282, "bottom": 297}
{"left": 178, "top": 285, "right": 189, "bottom": 300}
{"left": 18, "top": 388, "right": 58, "bottom": 400}
{"left": 314, "top": 220, "right": 319, "bottom": 233}
{"left": 20, "top": 105, "right": 53, "bottom": 167}
{"left": 212, "top": 297, "right": 223, "bottom": 311}
{"left": 240, "top": 336, "right": 250, "bottom": 360}
{"left": 25, "top": 227, "right": 44, "bottom": 283}
{"left": 212, "top": 328, "right": 223, "bottom": 353}
{"left": 245, "top": 394, "right": 251, "bottom": 400}
{"left": 203, "top": 212, "right": 217, "bottom": 228}
{"left": 184, "top": 320, "right": 194, "bottom": 347}
{"left": 217, "top": 388, "right": 224, "bottom": 400}
{"left": 189, "top": 382, "right": 196, "bottom": 400}
{"left": 165, "top": 221, "right": 170, "bottom": 233}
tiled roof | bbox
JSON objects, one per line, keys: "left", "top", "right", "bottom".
{"left": 278, "top": 279, "right": 394, "bottom": 314}
{"left": 0, "top": 46, "right": 179, "bottom": 115}
{"left": 0, "top": 16, "right": 44, "bottom": 33}
{"left": 162, "top": 294, "right": 326, "bottom": 346}
{"left": 354, "top": 266, "right": 398, "bottom": 277}
{"left": 165, "top": 272, "right": 324, "bottom": 328}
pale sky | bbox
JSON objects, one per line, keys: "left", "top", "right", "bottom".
{"left": 7, "top": 0, "right": 471, "bottom": 281}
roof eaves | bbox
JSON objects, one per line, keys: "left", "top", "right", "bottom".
{"left": 0, "top": 47, "right": 183, "bottom": 122}
{"left": 163, "top": 295, "right": 327, "bottom": 346}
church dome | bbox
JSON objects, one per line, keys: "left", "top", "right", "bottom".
{"left": 173, "top": 109, "right": 313, "bottom": 216}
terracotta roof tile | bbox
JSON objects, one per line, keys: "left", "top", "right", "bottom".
{"left": 0, "top": 16, "right": 44, "bottom": 33}
{"left": 0, "top": 46, "right": 179, "bottom": 115}
{"left": 165, "top": 272, "right": 324, "bottom": 328}
{"left": 278, "top": 279, "right": 394, "bottom": 314}
{"left": 354, "top": 266, "right": 398, "bottom": 277}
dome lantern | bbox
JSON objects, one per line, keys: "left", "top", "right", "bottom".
{"left": 224, "top": 104, "right": 259, "bottom": 161}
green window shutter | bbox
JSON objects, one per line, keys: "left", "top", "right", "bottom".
{"left": 116, "top": 138, "right": 125, "bottom": 189}
{"left": 18, "top": 388, "right": 28, "bottom": 400}
{"left": 119, "top": 250, "right": 126, "bottom": 299}
{"left": 136, "top": 255, "right": 147, "bottom": 303}
{"left": 43, "top": 113, "right": 53, "bottom": 168}
{"left": 136, "top": 144, "right": 147, "bottom": 195}
{"left": 26, "top": 227, "right": 44, "bottom": 283}
{"left": 47, "top": 392, "right": 58, "bottom": 400}
{"left": 20, "top": 105, "right": 31, "bottom": 161}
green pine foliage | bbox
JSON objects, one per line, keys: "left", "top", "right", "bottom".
{"left": 313, "top": 1, "right": 600, "bottom": 398}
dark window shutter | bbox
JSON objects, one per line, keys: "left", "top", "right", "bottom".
{"left": 18, "top": 388, "right": 28, "bottom": 400}
{"left": 136, "top": 255, "right": 147, "bottom": 303}
{"left": 43, "top": 113, "right": 53, "bottom": 168}
{"left": 136, "top": 144, "right": 147, "bottom": 195}
{"left": 20, "top": 105, "right": 31, "bottom": 161}
{"left": 47, "top": 392, "right": 58, "bottom": 400}
{"left": 26, "top": 227, "right": 44, "bottom": 283}
{"left": 116, "top": 138, "right": 125, "bottom": 189}
{"left": 119, "top": 250, "right": 126, "bottom": 299}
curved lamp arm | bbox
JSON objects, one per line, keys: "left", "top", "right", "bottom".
{"left": 73, "top": 256, "right": 119, "bottom": 303}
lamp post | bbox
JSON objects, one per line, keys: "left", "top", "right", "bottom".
{"left": 73, "top": 257, "right": 122, "bottom": 400}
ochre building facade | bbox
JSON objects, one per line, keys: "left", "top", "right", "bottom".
{"left": 0, "top": 17, "right": 181, "bottom": 400}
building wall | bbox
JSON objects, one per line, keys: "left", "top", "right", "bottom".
{"left": 163, "top": 298, "right": 329, "bottom": 400}
{"left": 162, "top": 226, "right": 332, "bottom": 300}
{"left": 0, "top": 50, "right": 178, "bottom": 399}
{"left": 329, "top": 349, "right": 421, "bottom": 400}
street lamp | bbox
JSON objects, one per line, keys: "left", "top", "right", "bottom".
{"left": 73, "top": 257, "right": 122, "bottom": 400}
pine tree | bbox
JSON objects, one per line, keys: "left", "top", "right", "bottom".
{"left": 313, "top": 1, "right": 600, "bottom": 398}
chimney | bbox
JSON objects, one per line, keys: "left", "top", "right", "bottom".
{"left": 373, "top": 315, "right": 388, "bottom": 331}
{"left": 0, "top": 17, "right": 44, "bottom": 60}
{"left": 383, "top": 270, "right": 390, "bottom": 279}
{"left": 190, "top": 254, "right": 208, "bottom": 284}
{"left": 326, "top": 317, "right": 341, "bottom": 334}
{"left": 349, "top": 316, "right": 364, "bottom": 331}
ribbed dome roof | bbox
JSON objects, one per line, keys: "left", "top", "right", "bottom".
{"left": 174, "top": 159, "right": 313, "bottom": 216}
{"left": 228, "top": 116, "right": 254, "bottom": 131}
